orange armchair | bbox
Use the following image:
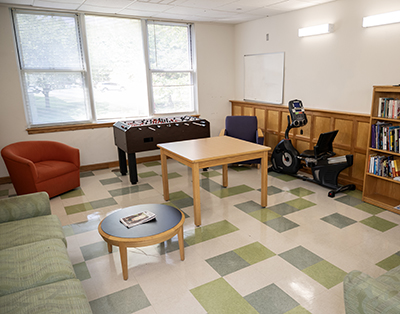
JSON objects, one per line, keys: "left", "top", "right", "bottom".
{"left": 1, "top": 141, "right": 80, "bottom": 198}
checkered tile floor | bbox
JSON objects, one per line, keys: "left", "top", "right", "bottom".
{"left": 2, "top": 159, "right": 400, "bottom": 314}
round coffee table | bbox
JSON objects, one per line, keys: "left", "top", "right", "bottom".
{"left": 98, "top": 204, "right": 185, "bottom": 280}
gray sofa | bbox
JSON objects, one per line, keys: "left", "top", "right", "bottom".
{"left": 0, "top": 192, "right": 92, "bottom": 313}
{"left": 344, "top": 266, "right": 400, "bottom": 313}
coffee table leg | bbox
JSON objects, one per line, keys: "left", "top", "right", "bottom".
{"left": 119, "top": 245, "right": 129, "bottom": 280}
{"left": 178, "top": 226, "right": 185, "bottom": 261}
{"left": 160, "top": 149, "right": 170, "bottom": 201}
{"left": 222, "top": 164, "right": 228, "bottom": 187}
{"left": 192, "top": 163, "right": 201, "bottom": 226}
{"left": 107, "top": 243, "right": 112, "bottom": 253}
{"left": 261, "top": 151, "right": 268, "bottom": 207}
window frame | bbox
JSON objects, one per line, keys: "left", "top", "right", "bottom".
{"left": 11, "top": 9, "right": 198, "bottom": 130}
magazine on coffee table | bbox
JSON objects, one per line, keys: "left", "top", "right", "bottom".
{"left": 120, "top": 211, "right": 156, "bottom": 228}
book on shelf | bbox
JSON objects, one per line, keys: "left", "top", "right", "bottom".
{"left": 120, "top": 211, "right": 156, "bottom": 228}
{"left": 378, "top": 97, "right": 400, "bottom": 119}
{"left": 368, "top": 154, "right": 400, "bottom": 178}
{"left": 371, "top": 122, "right": 400, "bottom": 153}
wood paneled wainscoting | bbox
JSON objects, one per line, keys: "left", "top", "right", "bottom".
{"left": 230, "top": 100, "right": 370, "bottom": 191}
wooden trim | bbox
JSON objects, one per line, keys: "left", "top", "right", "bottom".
{"left": 230, "top": 100, "right": 370, "bottom": 191}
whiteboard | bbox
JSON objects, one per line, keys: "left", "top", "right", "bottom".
{"left": 244, "top": 52, "right": 284, "bottom": 104}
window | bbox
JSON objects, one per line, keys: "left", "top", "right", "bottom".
{"left": 14, "top": 11, "right": 90, "bottom": 125}
{"left": 147, "top": 22, "right": 196, "bottom": 114}
{"left": 12, "top": 10, "right": 197, "bottom": 127}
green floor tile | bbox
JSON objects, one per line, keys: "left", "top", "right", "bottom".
{"left": 286, "top": 305, "right": 311, "bottom": 314}
{"left": 90, "top": 284, "right": 150, "bottom": 314}
{"left": 268, "top": 203, "right": 299, "bottom": 216}
{"left": 354, "top": 202, "right": 385, "bottom": 215}
{"left": 249, "top": 208, "right": 281, "bottom": 223}
{"left": 184, "top": 220, "right": 239, "bottom": 245}
{"left": 165, "top": 172, "right": 182, "bottom": 179}
{"left": 279, "top": 246, "right": 323, "bottom": 270}
{"left": 376, "top": 253, "right": 400, "bottom": 271}
{"left": 302, "top": 260, "right": 347, "bottom": 289}
{"left": 286, "top": 198, "right": 316, "bottom": 210}
{"left": 206, "top": 251, "right": 250, "bottom": 276}
{"left": 276, "top": 174, "right": 298, "bottom": 182}
{"left": 60, "top": 188, "right": 85, "bottom": 199}
{"left": 201, "top": 170, "right": 221, "bottom": 178}
{"left": 245, "top": 284, "right": 299, "bottom": 314}
{"left": 268, "top": 185, "right": 283, "bottom": 195}
{"left": 81, "top": 241, "right": 115, "bottom": 261}
{"left": 344, "top": 189, "right": 363, "bottom": 200}
{"left": 265, "top": 217, "right": 299, "bottom": 233}
{"left": 108, "top": 184, "right": 153, "bottom": 197}
{"left": 62, "top": 225, "right": 75, "bottom": 237}
{"left": 73, "top": 262, "right": 91, "bottom": 281}
{"left": 0, "top": 190, "right": 8, "bottom": 197}
{"left": 65, "top": 202, "right": 93, "bottom": 215}
{"left": 138, "top": 171, "right": 158, "bottom": 178}
{"left": 230, "top": 165, "right": 252, "bottom": 172}
{"left": 80, "top": 171, "right": 95, "bottom": 178}
{"left": 200, "top": 178, "right": 223, "bottom": 193}
{"left": 100, "top": 177, "right": 122, "bottom": 185}
{"left": 335, "top": 195, "right": 363, "bottom": 207}
{"left": 169, "top": 190, "right": 191, "bottom": 200}
{"left": 234, "top": 242, "right": 275, "bottom": 265}
{"left": 70, "top": 218, "right": 101, "bottom": 234}
{"left": 289, "top": 187, "right": 315, "bottom": 197}
{"left": 321, "top": 213, "right": 357, "bottom": 229}
{"left": 170, "top": 197, "right": 193, "bottom": 209}
{"left": 212, "top": 185, "right": 254, "bottom": 198}
{"left": 191, "top": 278, "right": 258, "bottom": 314}
{"left": 235, "top": 200, "right": 263, "bottom": 213}
{"left": 360, "top": 216, "right": 398, "bottom": 232}
{"left": 90, "top": 197, "right": 117, "bottom": 209}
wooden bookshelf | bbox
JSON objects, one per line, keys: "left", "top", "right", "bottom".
{"left": 363, "top": 85, "right": 400, "bottom": 214}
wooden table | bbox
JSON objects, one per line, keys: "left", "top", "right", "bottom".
{"left": 98, "top": 204, "right": 185, "bottom": 280}
{"left": 158, "top": 136, "right": 271, "bottom": 226}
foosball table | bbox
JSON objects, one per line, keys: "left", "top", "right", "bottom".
{"left": 113, "top": 116, "right": 210, "bottom": 184}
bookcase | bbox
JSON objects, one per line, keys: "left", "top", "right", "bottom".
{"left": 363, "top": 85, "right": 400, "bottom": 214}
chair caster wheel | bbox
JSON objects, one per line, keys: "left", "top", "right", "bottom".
{"left": 328, "top": 191, "right": 335, "bottom": 198}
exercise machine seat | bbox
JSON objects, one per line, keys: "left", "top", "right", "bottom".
{"left": 300, "top": 130, "right": 338, "bottom": 159}
{"left": 219, "top": 116, "right": 264, "bottom": 165}
{"left": 1, "top": 141, "right": 80, "bottom": 198}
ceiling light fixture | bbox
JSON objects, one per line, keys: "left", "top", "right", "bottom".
{"left": 362, "top": 10, "right": 400, "bottom": 28}
{"left": 298, "top": 23, "right": 334, "bottom": 37}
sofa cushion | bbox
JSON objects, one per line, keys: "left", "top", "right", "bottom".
{"left": 0, "top": 238, "right": 76, "bottom": 296}
{"left": 0, "top": 215, "right": 66, "bottom": 250}
{"left": 0, "top": 279, "right": 92, "bottom": 314}
{"left": 35, "top": 160, "right": 79, "bottom": 183}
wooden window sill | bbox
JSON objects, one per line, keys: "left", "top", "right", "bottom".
{"left": 27, "top": 122, "right": 114, "bottom": 134}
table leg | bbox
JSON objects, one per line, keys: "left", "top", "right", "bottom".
{"left": 192, "top": 163, "right": 201, "bottom": 226}
{"left": 119, "top": 245, "right": 129, "bottom": 280}
{"left": 160, "top": 149, "right": 170, "bottom": 201}
{"left": 118, "top": 148, "right": 127, "bottom": 175}
{"left": 127, "top": 153, "right": 138, "bottom": 185}
{"left": 222, "top": 164, "right": 228, "bottom": 187}
{"left": 178, "top": 226, "right": 185, "bottom": 261}
{"left": 261, "top": 151, "right": 268, "bottom": 207}
{"left": 107, "top": 243, "right": 112, "bottom": 253}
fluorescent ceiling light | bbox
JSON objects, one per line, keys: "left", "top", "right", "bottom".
{"left": 298, "top": 23, "right": 334, "bottom": 37}
{"left": 363, "top": 10, "right": 400, "bottom": 28}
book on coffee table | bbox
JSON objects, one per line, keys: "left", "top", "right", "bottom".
{"left": 120, "top": 211, "right": 156, "bottom": 228}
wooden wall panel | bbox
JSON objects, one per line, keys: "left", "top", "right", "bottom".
{"left": 230, "top": 100, "right": 369, "bottom": 190}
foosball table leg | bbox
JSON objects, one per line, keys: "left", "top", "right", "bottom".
{"left": 128, "top": 153, "right": 138, "bottom": 185}
{"left": 118, "top": 148, "right": 128, "bottom": 175}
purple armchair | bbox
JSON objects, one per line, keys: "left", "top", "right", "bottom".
{"left": 219, "top": 116, "right": 264, "bottom": 166}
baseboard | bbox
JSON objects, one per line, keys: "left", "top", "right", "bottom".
{"left": 0, "top": 154, "right": 162, "bottom": 185}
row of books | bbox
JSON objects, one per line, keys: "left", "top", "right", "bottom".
{"left": 378, "top": 97, "right": 400, "bottom": 119}
{"left": 371, "top": 122, "right": 399, "bottom": 153}
{"left": 368, "top": 154, "right": 400, "bottom": 178}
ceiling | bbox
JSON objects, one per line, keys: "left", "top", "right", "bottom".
{"left": 0, "top": 0, "right": 336, "bottom": 24}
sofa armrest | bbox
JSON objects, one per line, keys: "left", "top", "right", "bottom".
{"left": 344, "top": 270, "right": 400, "bottom": 313}
{"left": 256, "top": 128, "right": 264, "bottom": 145}
{"left": 219, "top": 129, "right": 226, "bottom": 136}
{"left": 0, "top": 192, "right": 51, "bottom": 223}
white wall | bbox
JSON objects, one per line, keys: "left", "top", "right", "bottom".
{"left": 0, "top": 6, "right": 235, "bottom": 178}
{"left": 234, "top": 0, "right": 400, "bottom": 114}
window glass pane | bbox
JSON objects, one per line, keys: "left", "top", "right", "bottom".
{"left": 15, "top": 12, "right": 83, "bottom": 70}
{"left": 152, "top": 72, "right": 194, "bottom": 114}
{"left": 85, "top": 15, "right": 149, "bottom": 119}
{"left": 24, "top": 72, "right": 89, "bottom": 125}
{"left": 148, "top": 23, "right": 191, "bottom": 70}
